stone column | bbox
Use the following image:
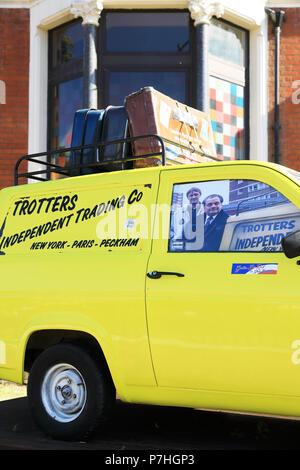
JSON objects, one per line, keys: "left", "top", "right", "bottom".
{"left": 188, "top": 1, "right": 224, "bottom": 113}
{"left": 71, "top": 0, "right": 103, "bottom": 109}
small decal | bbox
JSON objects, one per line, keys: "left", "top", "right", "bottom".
{"left": 231, "top": 263, "right": 278, "bottom": 275}
{"left": 125, "top": 218, "right": 136, "bottom": 230}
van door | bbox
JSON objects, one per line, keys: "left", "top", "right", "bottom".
{"left": 146, "top": 164, "right": 300, "bottom": 397}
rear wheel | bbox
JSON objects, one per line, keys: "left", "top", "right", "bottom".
{"left": 27, "top": 343, "right": 115, "bottom": 441}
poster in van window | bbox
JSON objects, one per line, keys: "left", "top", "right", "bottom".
{"left": 169, "top": 179, "right": 300, "bottom": 252}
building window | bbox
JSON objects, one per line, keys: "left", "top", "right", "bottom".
{"left": 105, "top": 11, "right": 190, "bottom": 53}
{"left": 209, "top": 19, "right": 249, "bottom": 161}
{"left": 98, "top": 10, "right": 194, "bottom": 107}
{"left": 209, "top": 19, "right": 246, "bottom": 66}
{"left": 47, "top": 12, "right": 250, "bottom": 172}
{"left": 48, "top": 20, "right": 83, "bottom": 157}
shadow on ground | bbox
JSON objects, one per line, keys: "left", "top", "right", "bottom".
{"left": 0, "top": 397, "right": 300, "bottom": 450}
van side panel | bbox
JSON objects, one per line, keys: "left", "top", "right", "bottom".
{"left": 0, "top": 169, "right": 160, "bottom": 393}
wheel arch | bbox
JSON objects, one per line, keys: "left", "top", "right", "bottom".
{"left": 24, "top": 329, "right": 114, "bottom": 388}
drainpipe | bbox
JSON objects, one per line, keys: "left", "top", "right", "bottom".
{"left": 265, "top": 8, "right": 285, "bottom": 164}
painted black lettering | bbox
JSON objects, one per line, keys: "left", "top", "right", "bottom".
{"left": 65, "top": 214, "right": 74, "bottom": 226}
{"left": 60, "top": 195, "right": 70, "bottom": 211}
{"left": 104, "top": 202, "right": 110, "bottom": 213}
{"left": 28, "top": 199, "right": 37, "bottom": 214}
{"left": 128, "top": 189, "right": 143, "bottom": 205}
{"left": 52, "top": 196, "right": 62, "bottom": 212}
{"left": 30, "top": 226, "right": 38, "bottom": 238}
{"left": 37, "top": 198, "right": 47, "bottom": 214}
{"left": 82, "top": 208, "right": 90, "bottom": 221}
{"left": 43, "top": 222, "right": 52, "bottom": 234}
{"left": 89, "top": 205, "right": 98, "bottom": 218}
{"left": 13, "top": 200, "right": 23, "bottom": 216}
{"left": 23, "top": 229, "right": 32, "bottom": 241}
{"left": 20, "top": 200, "right": 29, "bottom": 215}
{"left": 4, "top": 236, "right": 12, "bottom": 248}
{"left": 97, "top": 203, "right": 106, "bottom": 216}
{"left": 45, "top": 197, "right": 55, "bottom": 213}
{"left": 50, "top": 219, "right": 59, "bottom": 231}
{"left": 10, "top": 234, "right": 19, "bottom": 245}
{"left": 0, "top": 237, "right": 5, "bottom": 250}
{"left": 18, "top": 231, "right": 25, "bottom": 243}
{"left": 57, "top": 217, "right": 66, "bottom": 229}
{"left": 68, "top": 194, "right": 78, "bottom": 211}
{"left": 109, "top": 199, "right": 118, "bottom": 211}
{"left": 118, "top": 196, "right": 126, "bottom": 208}
{"left": 128, "top": 189, "right": 138, "bottom": 204}
{"left": 75, "top": 208, "right": 84, "bottom": 223}
{"left": 36, "top": 224, "right": 45, "bottom": 237}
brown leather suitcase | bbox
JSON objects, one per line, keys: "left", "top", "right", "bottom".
{"left": 124, "top": 87, "right": 217, "bottom": 168}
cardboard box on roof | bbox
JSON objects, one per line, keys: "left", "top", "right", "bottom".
{"left": 124, "top": 87, "right": 218, "bottom": 168}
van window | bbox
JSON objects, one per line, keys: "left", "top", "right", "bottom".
{"left": 169, "top": 179, "right": 300, "bottom": 252}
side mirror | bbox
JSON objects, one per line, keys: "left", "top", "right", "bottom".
{"left": 281, "top": 230, "right": 300, "bottom": 258}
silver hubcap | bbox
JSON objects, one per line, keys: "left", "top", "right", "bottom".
{"left": 41, "top": 363, "right": 87, "bottom": 423}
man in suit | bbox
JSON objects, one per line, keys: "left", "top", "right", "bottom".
{"left": 202, "top": 194, "right": 229, "bottom": 251}
{"left": 170, "top": 186, "right": 204, "bottom": 251}
{"left": 185, "top": 187, "right": 203, "bottom": 233}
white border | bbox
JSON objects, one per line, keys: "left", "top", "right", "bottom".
{"left": 249, "top": 17, "right": 269, "bottom": 162}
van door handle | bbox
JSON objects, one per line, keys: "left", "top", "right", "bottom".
{"left": 147, "top": 271, "right": 184, "bottom": 279}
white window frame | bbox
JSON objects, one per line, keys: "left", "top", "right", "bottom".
{"left": 26, "top": 0, "right": 269, "bottom": 178}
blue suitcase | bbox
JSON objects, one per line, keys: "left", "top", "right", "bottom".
{"left": 69, "top": 108, "right": 104, "bottom": 175}
{"left": 99, "top": 105, "right": 132, "bottom": 172}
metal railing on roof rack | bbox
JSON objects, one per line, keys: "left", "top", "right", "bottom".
{"left": 14, "top": 134, "right": 219, "bottom": 186}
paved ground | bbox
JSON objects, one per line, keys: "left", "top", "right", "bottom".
{"left": 0, "top": 395, "right": 300, "bottom": 452}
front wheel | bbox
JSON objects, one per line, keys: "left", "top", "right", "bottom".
{"left": 27, "top": 343, "right": 115, "bottom": 441}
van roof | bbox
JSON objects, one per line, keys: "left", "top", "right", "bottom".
{"left": 8, "top": 159, "right": 300, "bottom": 196}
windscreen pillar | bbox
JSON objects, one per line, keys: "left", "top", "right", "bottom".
{"left": 71, "top": 0, "right": 103, "bottom": 109}
{"left": 189, "top": 1, "right": 224, "bottom": 113}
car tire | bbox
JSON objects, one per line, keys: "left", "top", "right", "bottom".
{"left": 27, "top": 343, "right": 115, "bottom": 441}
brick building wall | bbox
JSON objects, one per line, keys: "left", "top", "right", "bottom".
{"left": 0, "top": 8, "right": 29, "bottom": 189}
{"left": 1, "top": 5, "right": 300, "bottom": 191}
{"left": 268, "top": 8, "right": 300, "bottom": 171}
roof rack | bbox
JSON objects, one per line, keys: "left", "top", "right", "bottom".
{"left": 14, "top": 134, "right": 219, "bottom": 186}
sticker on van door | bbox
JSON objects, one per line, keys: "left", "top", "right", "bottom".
{"left": 231, "top": 263, "right": 278, "bottom": 274}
